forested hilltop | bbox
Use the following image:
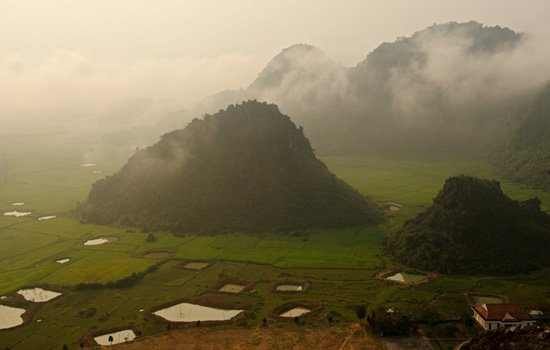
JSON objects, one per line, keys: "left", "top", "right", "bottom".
{"left": 492, "top": 84, "right": 550, "bottom": 192}
{"left": 81, "top": 101, "right": 382, "bottom": 234}
{"left": 385, "top": 175, "right": 550, "bottom": 275}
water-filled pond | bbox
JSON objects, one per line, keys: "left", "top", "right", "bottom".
{"left": 386, "top": 272, "right": 426, "bottom": 283}
{"left": 153, "top": 302, "right": 243, "bottom": 322}
{"left": 280, "top": 307, "right": 310, "bottom": 318}
{"left": 0, "top": 305, "right": 25, "bottom": 330}
{"left": 84, "top": 236, "right": 119, "bottom": 246}
{"left": 218, "top": 284, "right": 245, "bottom": 293}
{"left": 17, "top": 288, "right": 62, "bottom": 302}
{"left": 184, "top": 262, "right": 209, "bottom": 270}
{"left": 94, "top": 329, "right": 136, "bottom": 345}
{"left": 473, "top": 296, "right": 504, "bottom": 306}
{"left": 3, "top": 211, "right": 32, "bottom": 217}
{"left": 276, "top": 284, "right": 303, "bottom": 292}
{"left": 11, "top": 202, "right": 25, "bottom": 206}
{"left": 80, "top": 163, "right": 96, "bottom": 167}
{"left": 38, "top": 216, "right": 56, "bottom": 220}
{"left": 56, "top": 258, "right": 70, "bottom": 264}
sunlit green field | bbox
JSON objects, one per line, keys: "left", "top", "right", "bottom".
{"left": 1, "top": 125, "right": 550, "bottom": 350}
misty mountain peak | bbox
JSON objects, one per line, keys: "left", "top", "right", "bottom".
{"left": 248, "top": 44, "right": 343, "bottom": 92}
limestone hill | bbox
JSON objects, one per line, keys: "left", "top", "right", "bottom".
{"left": 385, "top": 175, "right": 550, "bottom": 275}
{"left": 81, "top": 101, "right": 383, "bottom": 234}
{"left": 492, "top": 84, "right": 550, "bottom": 192}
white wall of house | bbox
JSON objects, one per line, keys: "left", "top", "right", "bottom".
{"left": 473, "top": 310, "right": 535, "bottom": 330}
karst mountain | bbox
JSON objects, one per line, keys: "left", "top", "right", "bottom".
{"left": 81, "top": 101, "right": 383, "bottom": 233}
{"left": 385, "top": 175, "right": 550, "bottom": 275}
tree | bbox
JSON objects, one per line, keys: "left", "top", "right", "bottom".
{"left": 354, "top": 304, "right": 367, "bottom": 320}
{"left": 146, "top": 233, "right": 156, "bottom": 242}
{"left": 108, "top": 335, "right": 114, "bottom": 345}
{"left": 63, "top": 345, "right": 68, "bottom": 350}
{"left": 368, "top": 309, "right": 412, "bottom": 336}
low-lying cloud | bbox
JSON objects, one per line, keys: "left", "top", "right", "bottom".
{"left": 0, "top": 50, "right": 266, "bottom": 124}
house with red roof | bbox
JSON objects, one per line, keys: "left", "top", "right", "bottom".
{"left": 472, "top": 304, "right": 536, "bottom": 330}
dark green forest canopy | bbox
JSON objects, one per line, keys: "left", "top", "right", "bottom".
{"left": 385, "top": 175, "right": 550, "bottom": 275}
{"left": 81, "top": 101, "right": 383, "bottom": 234}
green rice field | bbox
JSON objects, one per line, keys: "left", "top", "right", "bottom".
{"left": 1, "top": 124, "right": 550, "bottom": 349}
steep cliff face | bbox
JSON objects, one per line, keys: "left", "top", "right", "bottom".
{"left": 81, "top": 101, "right": 383, "bottom": 234}
{"left": 385, "top": 175, "right": 550, "bottom": 275}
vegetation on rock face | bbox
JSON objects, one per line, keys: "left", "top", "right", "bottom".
{"left": 80, "top": 100, "right": 382, "bottom": 234}
{"left": 492, "top": 84, "right": 550, "bottom": 192}
{"left": 385, "top": 175, "right": 550, "bottom": 275}
{"left": 466, "top": 325, "right": 550, "bottom": 350}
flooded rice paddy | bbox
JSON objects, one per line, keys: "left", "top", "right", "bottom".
{"left": 56, "top": 258, "right": 70, "bottom": 264}
{"left": 3, "top": 211, "right": 32, "bottom": 217}
{"left": 38, "top": 216, "right": 56, "bottom": 220}
{"left": 17, "top": 288, "right": 62, "bottom": 302}
{"left": 10, "top": 202, "right": 25, "bottom": 206}
{"left": 80, "top": 163, "right": 96, "bottom": 167}
{"left": 280, "top": 307, "right": 310, "bottom": 318}
{"left": 386, "top": 272, "right": 426, "bottom": 283}
{"left": 183, "top": 262, "right": 210, "bottom": 270}
{"left": 94, "top": 329, "right": 136, "bottom": 345}
{"left": 153, "top": 302, "right": 243, "bottom": 322}
{"left": 0, "top": 305, "right": 25, "bottom": 330}
{"left": 84, "top": 236, "right": 119, "bottom": 246}
{"left": 276, "top": 284, "right": 303, "bottom": 292}
{"left": 218, "top": 284, "right": 245, "bottom": 293}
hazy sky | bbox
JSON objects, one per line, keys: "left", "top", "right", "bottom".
{"left": 1, "top": 0, "right": 549, "bottom": 119}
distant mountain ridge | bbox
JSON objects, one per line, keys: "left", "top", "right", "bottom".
{"left": 492, "top": 84, "right": 550, "bottom": 191}
{"left": 101, "top": 21, "right": 550, "bottom": 192}
{"left": 195, "top": 21, "right": 530, "bottom": 154}
{"left": 385, "top": 175, "right": 550, "bottom": 275}
{"left": 82, "top": 101, "right": 383, "bottom": 233}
